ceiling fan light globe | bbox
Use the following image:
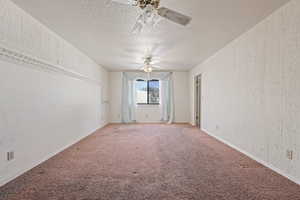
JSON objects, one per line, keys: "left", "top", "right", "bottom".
{"left": 144, "top": 66, "right": 153, "bottom": 73}
{"left": 132, "top": 21, "right": 143, "bottom": 34}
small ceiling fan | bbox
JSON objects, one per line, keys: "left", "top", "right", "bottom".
{"left": 140, "top": 55, "right": 161, "bottom": 73}
{"left": 110, "top": 0, "right": 192, "bottom": 33}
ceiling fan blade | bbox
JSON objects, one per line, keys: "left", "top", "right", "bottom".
{"left": 151, "top": 65, "right": 163, "bottom": 69}
{"left": 157, "top": 7, "right": 192, "bottom": 26}
{"left": 110, "top": 0, "right": 137, "bottom": 6}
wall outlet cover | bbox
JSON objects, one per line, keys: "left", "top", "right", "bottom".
{"left": 286, "top": 150, "right": 293, "bottom": 160}
{"left": 7, "top": 151, "right": 14, "bottom": 161}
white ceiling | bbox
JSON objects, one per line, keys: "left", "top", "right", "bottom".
{"left": 12, "top": 0, "right": 290, "bottom": 71}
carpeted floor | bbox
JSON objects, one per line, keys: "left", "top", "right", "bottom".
{"left": 0, "top": 124, "right": 299, "bottom": 200}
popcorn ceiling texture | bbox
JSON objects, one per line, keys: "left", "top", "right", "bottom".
{"left": 189, "top": 0, "right": 300, "bottom": 183}
{"left": 0, "top": 124, "right": 299, "bottom": 200}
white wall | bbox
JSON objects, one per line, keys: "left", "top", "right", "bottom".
{"left": 173, "top": 72, "right": 191, "bottom": 123}
{"left": 109, "top": 72, "right": 123, "bottom": 123}
{"left": 189, "top": 0, "right": 300, "bottom": 184}
{"left": 0, "top": 0, "right": 108, "bottom": 186}
{"left": 109, "top": 71, "right": 190, "bottom": 123}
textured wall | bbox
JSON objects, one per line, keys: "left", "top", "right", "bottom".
{"left": 189, "top": 0, "right": 300, "bottom": 184}
{"left": 0, "top": 0, "right": 108, "bottom": 186}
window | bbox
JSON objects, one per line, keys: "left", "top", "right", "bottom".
{"left": 136, "top": 79, "right": 160, "bottom": 105}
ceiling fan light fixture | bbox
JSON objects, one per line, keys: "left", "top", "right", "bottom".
{"left": 131, "top": 4, "right": 162, "bottom": 34}
{"left": 111, "top": 0, "right": 192, "bottom": 30}
{"left": 132, "top": 21, "right": 143, "bottom": 34}
{"left": 144, "top": 65, "right": 153, "bottom": 73}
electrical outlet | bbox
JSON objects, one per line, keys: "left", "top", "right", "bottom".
{"left": 7, "top": 151, "right": 14, "bottom": 161}
{"left": 286, "top": 150, "right": 293, "bottom": 160}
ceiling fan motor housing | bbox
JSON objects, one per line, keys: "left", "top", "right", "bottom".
{"left": 138, "top": 0, "right": 160, "bottom": 9}
{"left": 144, "top": 56, "right": 153, "bottom": 64}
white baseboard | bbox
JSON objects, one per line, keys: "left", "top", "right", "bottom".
{"left": 0, "top": 123, "right": 107, "bottom": 187}
{"left": 202, "top": 128, "right": 300, "bottom": 185}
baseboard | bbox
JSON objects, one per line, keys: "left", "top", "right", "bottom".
{"left": 202, "top": 128, "right": 300, "bottom": 186}
{"left": 0, "top": 123, "right": 108, "bottom": 187}
{"left": 109, "top": 122, "right": 190, "bottom": 125}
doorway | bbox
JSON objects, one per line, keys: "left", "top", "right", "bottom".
{"left": 195, "top": 74, "right": 201, "bottom": 128}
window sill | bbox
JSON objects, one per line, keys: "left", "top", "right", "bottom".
{"left": 136, "top": 104, "right": 160, "bottom": 108}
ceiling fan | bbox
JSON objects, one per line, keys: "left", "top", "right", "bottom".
{"left": 110, "top": 0, "right": 192, "bottom": 33}
{"left": 140, "top": 55, "right": 161, "bottom": 73}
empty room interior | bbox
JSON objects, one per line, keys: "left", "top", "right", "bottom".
{"left": 1, "top": 0, "right": 300, "bottom": 199}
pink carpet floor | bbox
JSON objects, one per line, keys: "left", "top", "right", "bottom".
{"left": 0, "top": 124, "right": 299, "bottom": 200}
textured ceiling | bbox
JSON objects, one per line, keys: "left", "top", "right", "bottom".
{"left": 11, "top": 0, "right": 290, "bottom": 71}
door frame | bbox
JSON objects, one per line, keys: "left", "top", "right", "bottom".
{"left": 194, "top": 74, "right": 202, "bottom": 128}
